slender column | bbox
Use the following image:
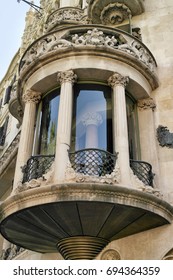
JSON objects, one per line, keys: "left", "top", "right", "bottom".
{"left": 82, "top": 112, "right": 103, "bottom": 148}
{"left": 54, "top": 70, "right": 77, "bottom": 182}
{"left": 60, "top": 0, "right": 81, "bottom": 8}
{"left": 108, "top": 73, "right": 131, "bottom": 186}
{"left": 12, "top": 90, "right": 41, "bottom": 190}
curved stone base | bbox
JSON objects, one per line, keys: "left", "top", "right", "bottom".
{"left": 0, "top": 183, "right": 173, "bottom": 258}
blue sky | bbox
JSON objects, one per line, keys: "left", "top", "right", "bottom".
{"left": 0, "top": 0, "right": 40, "bottom": 81}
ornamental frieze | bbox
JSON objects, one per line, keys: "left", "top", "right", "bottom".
{"left": 20, "top": 27, "right": 156, "bottom": 74}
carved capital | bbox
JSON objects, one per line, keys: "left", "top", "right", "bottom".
{"left": 82, "top": 112, "right": 103, "bottom": 127}
{"left": 57, "top": 70, "right": 77, "bottom": 85}
{"left": 108, "top": 72, "right": 129, "bottom": 88}
{"left": 137, "top": 98, "right": 156, "bottom": 111}
{"left": 22, "top": 89, "right": 41, "bottom": 104}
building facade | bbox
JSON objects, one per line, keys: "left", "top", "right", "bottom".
{"left": 0, "top": 0, "right": 173, "bottom": 260}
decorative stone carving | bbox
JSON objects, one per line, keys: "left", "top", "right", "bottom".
{"left": 14, "top": 162, "right": 55, "bottom": 194}
{"left": 20, "top": 27, "right": 156, "bottom": 74}
{"left": 130, "top": 169, "right": 162, "bottom": 198}
{"left": 100, "top": 3, "right": 131, "bottom": 25}
{"left": 108, "top": 72, "right": 129, "bottom": 88}
{"left": 22, "top": 89, "right": 42, "bottom": 104}
{"left": 65, "top": 160, "right": 120, "bottom": 184}
{"left": 137, "top": 98, "right": 156, "bottom": 111}
{"left": 82, "top": 112, "right": 103, "bottom": 126}
{"left": 45, "top": 7, "right": 87, "bottom": 31}
{"left": 157, "top": 125, "right": 173, "bottom": 148}
{"left": 88, "top": 0, "right": 144, "bottom": 25}
{"left": 0, "top": 243, "right": 25, "bottom": 260}
{"left": 57, "top": 70, "right": 77, "bottom": 85}
{"left": 100, "top": 249, "right": 121, "bottom": 260}
{"left": 71, "top": 28, "right": 120, "bottom": 46}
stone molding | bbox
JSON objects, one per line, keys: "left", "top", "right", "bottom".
{"left": 22, "top": 89, "right": 42, "bottom": 104}
{"left": 1, "top": 183, "right": 173, "bottom": 223}
{"left": 57, "top": 70, "right": 77, "bottom": 85}
{"left": 100, "top": 3, "right": 131, "bottom": 25}
{"left": 137, "top": 98, "right": 156, "bottom": 111}
{"left": 108, "top": 72, "right": 129, "bottom": 88}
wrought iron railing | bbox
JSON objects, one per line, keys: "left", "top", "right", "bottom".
{"left": 22, "top": 153, "right": 154, "bottom": 187}
{"left": 130, "top": 159, "right": 154, "bottom": 187}
{"left": 22, "top": 155, "right": 55, "bottom": 183}
{"left": 69, "top": 148, "right": 118, "bottom": 176}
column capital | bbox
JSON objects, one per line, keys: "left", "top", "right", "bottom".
{"left": 82, "top": 112, "right": 103, "bottom": 127}
{"left": 108, "top": 72, "right": 129, "bottom": 88}
{"left": 22, "top": 89, "right": 41, "bottom": 104}
{"left": 57, "top": 70, "right": 77, "bottom": 85}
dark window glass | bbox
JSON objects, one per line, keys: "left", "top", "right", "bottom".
{"left": 126, "top": 94, "right": 140, "bottom": 160}
{"left": 38, "top": 88, "right": 60, "bottom": 155}
{"left": 72, "top": 84, "right": 113, "bottom": 153}
{"left": 0, "top": 116, "right": 9, "bottom": 146}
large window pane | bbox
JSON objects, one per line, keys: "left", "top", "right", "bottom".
{"left": 72, "top": 84, "right": 113, "bottom": 153}
{"left": 38, "top": 88, "right": 60, "bottom": 155}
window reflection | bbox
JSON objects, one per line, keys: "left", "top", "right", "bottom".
{"left": 72, "top": 84, "right": 113, "bottom": 153}
{"left": 38, "top": 89, "right": 60, "bottom": 155}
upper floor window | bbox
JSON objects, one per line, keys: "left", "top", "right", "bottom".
{"left": 34, "top": 88, "right": 60, "bottom": 155}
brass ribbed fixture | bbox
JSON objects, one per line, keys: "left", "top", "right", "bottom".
{"left": 57, "top": 236, "right": 109, "bottom": 260}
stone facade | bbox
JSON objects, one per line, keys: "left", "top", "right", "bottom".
{"left": 0, "top": 0, "right": 173, "bottom": 260}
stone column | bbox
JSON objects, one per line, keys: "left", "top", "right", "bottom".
{"left": 108, "top": 72, "right": 131, "bottom": 186}
{"left": 137, "top": 98, "right": 160, "bottom": 188}
{"left": 12, "top": 89, "right": 41, "bottom": 190}
{"left": 82, "top": 112, "right": 103, "bottom": 148}
{"left": 60, "top": 0, "right": 81, "bottom": 8}
{"left": 54, "top": 70, "right": 77, "bottom": 182}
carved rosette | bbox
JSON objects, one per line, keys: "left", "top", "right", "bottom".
{"left": 100, "top": 3, "right": 131, "bottom": 25}
{"left": 100, "top": 249, "right": 121, "bottom": 260}
{"left": 57, "top": 70, "right": 77, "bottom": 85}
{"left": 22, "top": 89, "right": 41, "bottom": 104}
{"left": 108, "top": 72, "right": 129, "bottom": 88}
{"left": 137, "top": 98, "right": 156, "bottom": 111}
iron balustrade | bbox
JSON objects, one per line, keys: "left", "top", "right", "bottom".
{"left": 69, "top": 148, "right": 118, "bottom": 176}
{"left": 130, "top": 159, "right": 154, "bottom": 187}
{"left": 22, "top": 155, "right": 55, "bottom": 183}
{"left": 22, "top": 152, "right": 154, "bottom": 187}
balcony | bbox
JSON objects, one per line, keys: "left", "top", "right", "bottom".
{"left": 1, "top": 150, "right": 172, "bottom": 260}
{"left": 18, "top": 25, "right": 158, "bottom": 91}
{"left": 22, "top": 150, "right": 154, "bottom": 187}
